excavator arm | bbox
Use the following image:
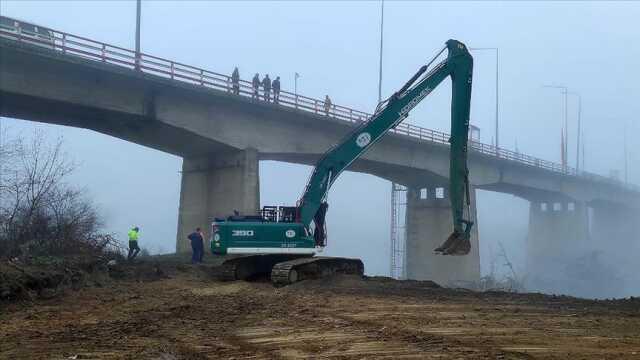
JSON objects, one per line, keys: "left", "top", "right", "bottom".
{"left": 297, "top": 39, "right": 474, "bottom": 256}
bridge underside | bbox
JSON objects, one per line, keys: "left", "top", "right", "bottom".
{"left": 1, "top": 91, "right": 234, "bottom": 158}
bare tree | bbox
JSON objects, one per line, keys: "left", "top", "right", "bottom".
{"left": 0, "top": 130, "right": 117, "bottom": 259}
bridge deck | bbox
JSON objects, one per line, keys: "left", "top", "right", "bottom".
{"left": 0, "top": 21, "right": 636, "bottom": 194}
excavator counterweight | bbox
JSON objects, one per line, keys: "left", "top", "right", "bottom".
{"left": 212, "top": 39, "right": 474, "bottom": 284}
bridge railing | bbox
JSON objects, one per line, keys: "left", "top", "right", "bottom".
{"left": 1, "top": 23, "right": 636, "bottom": 191}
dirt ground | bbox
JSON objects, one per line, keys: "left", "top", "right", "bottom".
{"left": 1, "top": 258, "right": 640, "bottom": 359}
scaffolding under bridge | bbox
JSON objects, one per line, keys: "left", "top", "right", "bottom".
{"left": 389, "top": 183, "right": 407, "bottom": 279}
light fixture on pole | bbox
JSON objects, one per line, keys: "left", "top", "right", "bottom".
{"left": 470, "top": 47, "right": 499, "bottom": 148}
{"left": 543, "top": 84, "right": 569, "bottom": 167}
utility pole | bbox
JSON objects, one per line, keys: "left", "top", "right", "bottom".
{"left": 135, "top": 0, "right": 141, "bottom": 71}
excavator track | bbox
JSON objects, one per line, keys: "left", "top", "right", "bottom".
{"left": 271, "top": 256, "right": 364, "bottom": 286}
{"left": 218, "top": 254, "right": 310, "bottom": 281}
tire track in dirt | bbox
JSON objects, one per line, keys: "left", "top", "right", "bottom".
{"left": 287, "top": 293, "right": 525, "bottom": 359}
{"left": 3, "top": 268, "right": 640, "bottom": 359}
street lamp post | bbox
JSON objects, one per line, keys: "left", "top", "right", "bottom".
{"left": 624, "top": 121, "right": 628, "bottom": 185}
{"left": 470, "top": 47, "right": 499, "bottom": 148}
{"left": 294, "top": 72, "right": 300, "bottom": 107}
{"left": 582, "top": 129, "right": 586, "bottom": 171}
{"left": 543, "top": 85, "right": 569, "bottom": 167}
{"left": 135, "top": 0, "right": 141, "bottom": 71}
{"left": 378, "top": 0, "right": 385, "bottom": 102}
{"left": 566, "top": 91, "right": 582, "bottom": 171}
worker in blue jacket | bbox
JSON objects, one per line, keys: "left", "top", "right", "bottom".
{"left": 187, "top": 228, "right": 205, "bottom": 263}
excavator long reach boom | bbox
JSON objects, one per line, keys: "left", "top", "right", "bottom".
{"left": 213, "top": 39, "right": 474, "bottom": 286}
{"left": 298, "top": 39, "right": 474, "bottom": 255}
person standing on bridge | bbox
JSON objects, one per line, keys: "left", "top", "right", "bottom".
{"left": 127, "top": 226, "right": 141, "bottom": 261}
{"left": 231, "top": 67, "right": 240, "bottom": 95}
{"left": 187, "top": 227, "right": 205, "bottom": 264}
{"left": 262, "top": 74, "right": 272, "bottom": 102}
{"left": 324, "top": 95, "right": 332, "bottom": 116}
{"left": 252, "top": 73, "right": 261, "bottom": 99}
{"left": 272, "top": 76, "right": 281, "bottom": 103}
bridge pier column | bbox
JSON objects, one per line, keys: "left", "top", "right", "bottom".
{"left": 526, "top": 200, "right": 589, "bottom": 279}
{"left": 591, "top": 203, "right": 638, "bottom": 247}
{"left": 175, "top": 149, "right": 260, "bottom": 253}
{"left": 405, "top": 186, "right": 480, "bottom": 285}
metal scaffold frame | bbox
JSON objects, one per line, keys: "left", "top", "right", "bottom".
{"left": 389, "top": 183, "right": 407, "bottom": 279}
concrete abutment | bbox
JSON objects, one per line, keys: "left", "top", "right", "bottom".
{"left": 175, "top": 148, "right": 260, "bottom": 252}
{"left": 405, "top": 186, "right": 481, "bottom": 285}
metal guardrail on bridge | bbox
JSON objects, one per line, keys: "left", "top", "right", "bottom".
{"left": 0, "top": 22, "right": 636, "bottom": 191}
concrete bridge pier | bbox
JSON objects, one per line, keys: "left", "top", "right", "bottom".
{"left": 591, "top": 203, "right": 638, "bottom": 249}
{"left": 526, "top": 200, "right": 589, "bottom": 276}
{"left": 175, "top": 148, "right": 260, "bottom": 252}
{"left": 405, "top": 186, "right": 481, "bottom": 285}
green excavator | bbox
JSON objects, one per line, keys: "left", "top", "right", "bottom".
{"left": 211, "top": 39, "right": 474, "bottom": 285}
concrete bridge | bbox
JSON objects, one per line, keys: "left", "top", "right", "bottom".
{"left": 1, "top": 24, "right": 639, "bottom": 284}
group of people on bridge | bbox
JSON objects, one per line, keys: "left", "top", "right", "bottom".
{"left": 230, "top": 67, "right": 334, "bottom": 116}
{"left": 230, "top": 67, "right": 281, "bottom": 103}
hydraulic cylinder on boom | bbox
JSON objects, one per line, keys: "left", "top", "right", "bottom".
{"left": 212, "top": 39, "right": 475, "bottom": 285}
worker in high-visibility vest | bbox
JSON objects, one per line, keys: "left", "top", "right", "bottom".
{"left": 127, "top": 226, "right": 141, "bottom": 260}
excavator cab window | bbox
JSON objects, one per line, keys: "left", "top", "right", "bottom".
{"left": 279, "top": 207, "right": 297, "bottom": 223}
{"left": 261, "top": 206, "right": 278, "bottom": 222}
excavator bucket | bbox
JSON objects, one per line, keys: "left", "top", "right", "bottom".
{"left": 434, "top": 223, "right": 472, "bottom": 256}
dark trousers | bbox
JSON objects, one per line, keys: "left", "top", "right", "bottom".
{"left": 191, "top": 239, "right": 204, "bottom": 263}
{"left": 232, "top": 83, "right": 239, "bottom": 95}
{"left": 264, "top": 90, "right": 270, "bottom": 102}
{"left": 273, "top": 90, "right": 280, "bottom": 103}
{"left": 128, "top": 241, "right": 140, "bottom": 260}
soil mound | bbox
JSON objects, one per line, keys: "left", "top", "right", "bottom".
{"left": 0, "top": 257, "right": 109, "bottom": 301}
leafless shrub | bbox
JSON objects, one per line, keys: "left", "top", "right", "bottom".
{"left": 0, "top": 130, "right": 118, "bottom": 260}
{"left": 478, "top": 242, "right": 526, "bottom": 292}
{"left": 452, "top": 242, "right": 526, "bottom": 292}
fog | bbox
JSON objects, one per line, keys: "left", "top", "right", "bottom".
{"left": 1, "top": 1, "right": 638, "bottom": 299}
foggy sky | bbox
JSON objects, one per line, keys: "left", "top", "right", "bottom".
{"left": 1, "top": 2, "right": 638, "bottom": 295}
